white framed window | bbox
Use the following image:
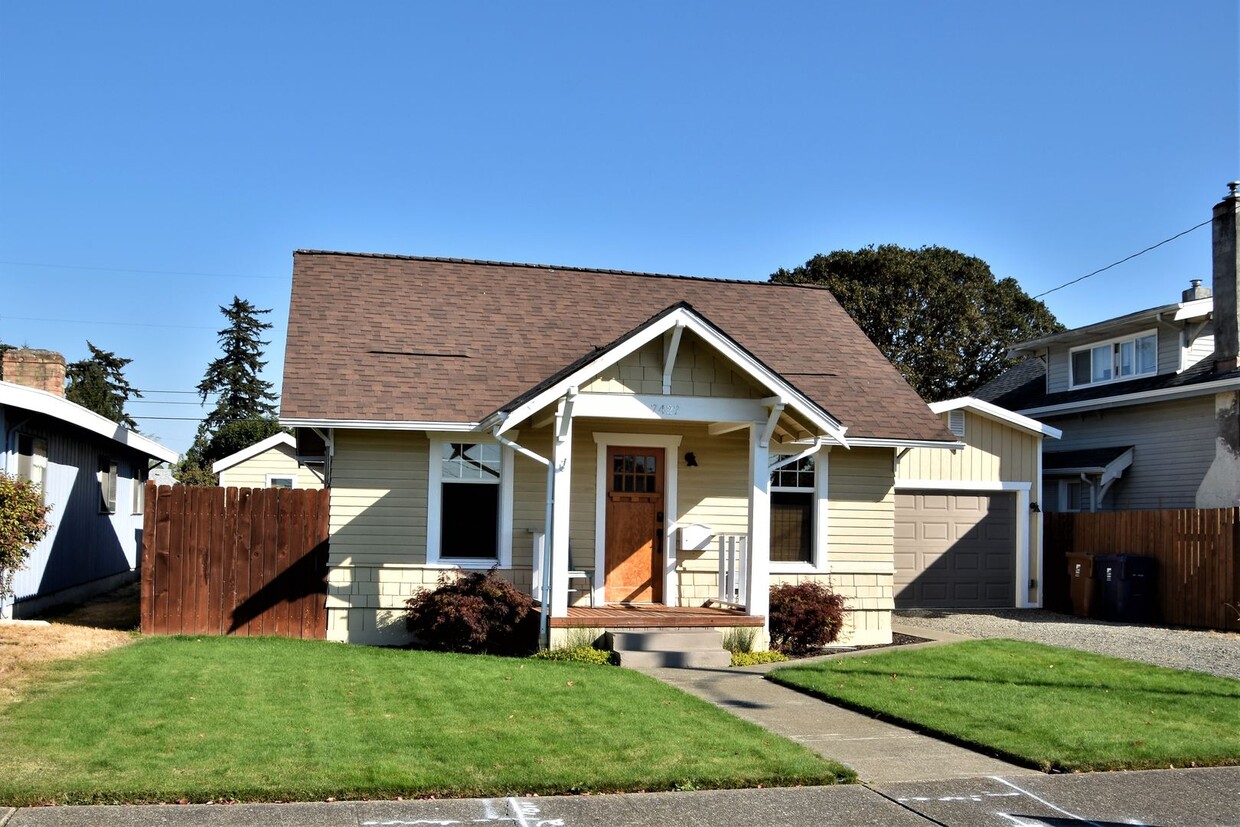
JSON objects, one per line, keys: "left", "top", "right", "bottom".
{"left": 426, "top": 437, "right": 514, "bottom": 567}
{"left": 1069, "top": 330, "right": 1157, "bottom": 388}
{"left": 98, "top": 457, "right": 118, "bottom": 514}
{"left": 133, "top": 465, "right": 148, "bottom": 514}
{"left": 16, "top": 434, "right": 48, "bottom": 503}
{"left": 1058, "top": 479, "right": 1088, "bottom": 513}
{"left": 768, "top": 449, "right": 828, "bottom": 571}
{"left": 266, "top": 474, "right": 295, "bottom": 489}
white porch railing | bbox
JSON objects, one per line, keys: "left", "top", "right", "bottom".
{"left": 715, "top": 533, "right": 749, "bottom": 608}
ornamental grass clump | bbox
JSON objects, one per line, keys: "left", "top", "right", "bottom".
{"left": 405, "top": 566, "right": 535, "bottom": 655}
{"left": 768, "top": 581, "right": 846, "bottom": 656}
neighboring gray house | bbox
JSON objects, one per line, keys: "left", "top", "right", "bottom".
{"left": 0, "top": 349, "right": 178, "bottom": 618}
{"left": 976, "top": 183, "right": 1240, "bottom": 512}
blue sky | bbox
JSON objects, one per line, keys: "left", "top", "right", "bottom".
{"left": 1, "top": 1, "right": 1237, "bottom": 455}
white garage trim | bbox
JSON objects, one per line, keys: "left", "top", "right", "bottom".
{"left": 894, "top": 480, "right": 1033, "bottom": 609}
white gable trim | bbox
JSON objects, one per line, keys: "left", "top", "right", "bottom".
{"left": 212, "top": 432, "right": 296, "bottom": 474}
{"left": 281, "top": 417, "right": 478, "bottom": 432}
{"left": 489, "top": 306, "right": 849, "bottom": 446}
{"left": 0, "top": 380, "right": 178, "bottom": 464}
{"left": 930, "top": 397, "right": 1062, "bottom": 439}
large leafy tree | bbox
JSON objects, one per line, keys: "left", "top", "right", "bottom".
{"left": 176, "top": 297, "right": 282, "bottom": 485}
{"left": 65, "top": 341, "right": 143, "bottom": 429}
{"left": 771, "top": 245, "right": 1062, "bottom": 401}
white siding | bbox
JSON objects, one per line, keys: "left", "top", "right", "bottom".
{"left": 897, "top": 410, "right": 1038, "bottom": 483}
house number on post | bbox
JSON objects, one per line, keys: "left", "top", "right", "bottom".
{"left": 649, "top": 403, "right": 680, "bottom": 416}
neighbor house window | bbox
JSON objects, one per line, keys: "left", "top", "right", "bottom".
{"left": 770, "top": 454, "right": 816, "bottom": 565}
{"left": 267, "top": 475, "right": 295, "bottom": 489}
{"left": 1070, "top": 331, "right": 1157, "bottom": 388}
{"left": 16, "top": 434, "right": 48, "bottom": 503}
{"left": 132, "top": 465, "right": 148, "bottom": 514}
{"left": 439, "top": 442, "right": 501, "bottom": 560}
{"left": 98, "top": 457, "right": 118, "bottom": 514}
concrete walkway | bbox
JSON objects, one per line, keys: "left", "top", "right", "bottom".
{"left": 637, "top": 623, "right": 1036, "bottom": 784}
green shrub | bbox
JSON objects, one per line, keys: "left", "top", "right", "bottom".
{"left": 731, "top": 650, "right": 789, "bottom": 667}
{"left": 722, "top": 627, "right": 758, "bottom": 654}
{"left": 768, "top": 581, "right": 847, "bottom": 656}
{"left": 530, "top": 645, "right": 615, "bottom": 665}
{"left": 405, "top": 567, "right": 535, "bottom": 655}
{"left": 0, "top": 472, "right": 51, "bottom": 601}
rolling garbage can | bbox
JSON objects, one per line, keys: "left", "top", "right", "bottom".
{"left": 1065, "top": 552, "right": 1097, "bottom": 617}
{"left": 1094, "top": 554, "right": 1158, "bottom": 623}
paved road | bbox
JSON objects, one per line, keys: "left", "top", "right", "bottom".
{"left": 6, "top": 767, "right": 1239, "bottom": 827}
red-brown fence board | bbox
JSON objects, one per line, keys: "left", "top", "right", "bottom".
{"left": 140, "top": 483, "right": 329, "bottom": 639}
{"left": 1044, "top": 507, "right": 1240, "bottom": 632}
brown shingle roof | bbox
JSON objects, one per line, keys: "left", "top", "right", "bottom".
{"left": 281, "top": 251, "right": 954, "bottom": 442}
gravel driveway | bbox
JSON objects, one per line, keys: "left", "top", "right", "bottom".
{"left": 895, "top": 609, "right": 1240, "bottom": 681}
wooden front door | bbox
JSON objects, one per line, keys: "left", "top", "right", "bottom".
{"left": 604, "top": 446, "right": 665, "bottom": 603}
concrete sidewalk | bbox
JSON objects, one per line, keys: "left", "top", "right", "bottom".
{"left": 637, "top": 621, "right": 1034, "bottom": 784}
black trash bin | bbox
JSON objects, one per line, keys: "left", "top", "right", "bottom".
{"left": 1094, "top": 554, "right": 1158, "bottom": 623}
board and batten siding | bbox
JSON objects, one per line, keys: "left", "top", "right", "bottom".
{"left": 1042, "top": 395, "right": 1217, "bottom": 510}
{"left": 218, "top": 443, "right": 324, "bottom": 490}
{"left": 896, "top": 410, "right": 1039, "bottom": 484}
{"left": 3, "top": 407, "right": 148, "bottom": 615}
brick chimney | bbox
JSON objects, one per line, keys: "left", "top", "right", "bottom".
{"left": 1, "top": 348, "right": 67, "bottom": 397}
{"left": 1214, "top": 181, "right": 1240, "bottom": 373}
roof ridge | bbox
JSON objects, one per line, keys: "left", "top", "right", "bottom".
{"left": 293, "top": 249, "right": 837, "bottom": 291}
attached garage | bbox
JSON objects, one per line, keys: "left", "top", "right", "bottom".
{"left": 894, "top": 490, "right": 1016, "bottom": 608}
{"left": 893, "top": 397, "right": 1062, "bottom": 609}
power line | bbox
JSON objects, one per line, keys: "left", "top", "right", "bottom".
{"left": 129, "top": 399, "right": 208, "bottom": 406}
{"left": 1, "top": 315, "right": 218, "bottom": 330}
{"left": 131, "top": 415, "right": 206, "bottom": 421}
{"left": 0, "top": 259, "right": 288, "bottom": 281}
{"left": 1033, "top": 219, "right": 1212, "bottom": 300}
{"left": 136, "top": 389, "right": 217, "bottom": 395}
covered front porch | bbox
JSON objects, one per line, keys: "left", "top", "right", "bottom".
{"left": 548, "top": 603, "right": 766, "bottom": 629}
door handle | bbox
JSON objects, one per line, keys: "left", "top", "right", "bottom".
{"left": 656, "top": 511, "right": 664, "bottom": 523}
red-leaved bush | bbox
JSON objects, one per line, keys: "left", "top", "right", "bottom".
{"left": 405, "top": 567, "right": 535, "bottom": 655}
{"left": 768, "top": 581, "right": 847, "bottom": 656}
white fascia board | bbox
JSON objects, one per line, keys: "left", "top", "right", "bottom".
{"left": 1011, "top": 302, "right": 1182, "bottom": 352}
{"left": 1171, "top": 297, "right": 1213, "bottom": 322}
{"left": 1016, "top": 375, "right": 1240, "bottom": 418}
{"left": 493, "top": 305, "right": 848, "bottom": 445}
{"left": 847, "top": 437, "right": 966, "bottom": 450}
{"left": 212, "top": 432, "right": 296, "bottom": 474}
{"left": 0, "top": 380, "right": 179, "bottom": 464}
{"left": 280, "top": 417, "right": 479, "bottom": 432}
{"left": 895, "top": 479, "right": 1032, "bottom": 492}
{"left": 930, "top": 397, "right": 1063, "bottom": 439}
{"left": 573, "top": 393, "right": 769, "bottom": 423}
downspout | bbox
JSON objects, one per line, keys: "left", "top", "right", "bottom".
{"left": 491, "top": 417, "right": 554, "bottom": 650}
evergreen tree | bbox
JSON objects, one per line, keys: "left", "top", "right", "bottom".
{"left": 65, "top": 341, "right": 143, "bottom": 429}
{"left": 176, "top": 297, "right": 281, "bottom": 485}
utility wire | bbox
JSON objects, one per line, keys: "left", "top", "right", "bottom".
{"left": 1, "top": 315, "right": 218, "bottom": 330}
{"left": 0, "top": 259, "right": 287, "bottom": 281}
{"left": 1033, "top": 219, "right": 1212, "bottom": 299}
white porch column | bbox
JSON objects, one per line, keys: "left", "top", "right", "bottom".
{"left": 549, "top": 395, "right": 575, "bottom": 618}
{"left": 746, "top": 422, "right": 771, "bottom": 627}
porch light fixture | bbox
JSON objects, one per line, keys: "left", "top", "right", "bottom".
{"left": 684, "top": 452, "right": 698, "bottom": 467}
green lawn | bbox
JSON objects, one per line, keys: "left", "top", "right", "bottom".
{"left": 769, "top": 639, "right": 1240, "bottom": 772}
{"left": 0, "top": 636, "right": 850, "bottom": 805}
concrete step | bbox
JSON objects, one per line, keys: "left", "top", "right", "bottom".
{"left": 606, "top": 628, "right": 724, "bottom": 652}
{"left": 606, "top": 628, "right": 730, "bottom": 669}
{"left": 612, "top": 648, "right": 732, "bottom": 669}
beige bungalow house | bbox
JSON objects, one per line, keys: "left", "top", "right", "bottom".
{"left": 211, "top": 432, "right": 325, "bottom": 490}
{"left": 279, "top": 251, "right": 961, "bottom": 647}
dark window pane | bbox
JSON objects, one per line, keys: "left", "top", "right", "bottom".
{"left": 770, "top": 491, "right": 812, "bottom": 563}
{"left": 441, "top": 484, "right": 498, "bottom": 559}
{"left": 1071, "top": 350, "right": 1092, "bottom": 385}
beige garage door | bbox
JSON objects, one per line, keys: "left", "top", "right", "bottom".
{"left": 894, "top": 491, "right": 1015, "bottom": 609}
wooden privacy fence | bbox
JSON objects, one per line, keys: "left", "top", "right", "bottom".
{"left": 1044, "top": 508, "right": 1240, "bottom": 632}
{"left": 141, "top": 483, "right": 330, "bottom": 638}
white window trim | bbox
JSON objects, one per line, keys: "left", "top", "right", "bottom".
{"left": 1068, "top": 328, "right": 1158, "bottom": 389}
{"left": 265, "top": 473, "right": 296, "bottom": 489}
{"left": 768, "top": 448, "right": 829, "bottom": 573}
{"left": 426, "top": 434, "right": 514, "bottom": 569}
{"left": 592, "top": 433, "right": 682, "bottom": 606}
{"left": 98, "top": 457, "right": 118, "bottom": 515}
